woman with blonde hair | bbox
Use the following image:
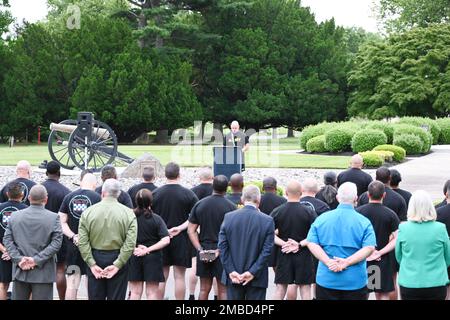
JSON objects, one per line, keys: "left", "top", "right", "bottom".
{"left": 396, "top": 190, "right": 450, "bottom": 300}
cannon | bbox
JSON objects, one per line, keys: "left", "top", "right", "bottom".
{"left": 48, "top": 112, "right": 134, "bottom": 172}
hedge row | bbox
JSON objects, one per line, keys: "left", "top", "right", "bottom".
{"left": 301, "top": 116, "right": 447, "bottom": 155}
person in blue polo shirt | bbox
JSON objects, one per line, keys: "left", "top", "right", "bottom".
{"left": 306, "top": 182, "right": 376, "bottom": 300}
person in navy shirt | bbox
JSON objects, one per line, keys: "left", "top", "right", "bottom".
{"left": 306, "top": 182, "right": 376, "bottom": 300}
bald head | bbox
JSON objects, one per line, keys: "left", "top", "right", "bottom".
{"left": 350, "top": 154, "right": 364, "bottom": 169}
{"left": 29, "top": 185, "right": 48, "bottom": 205}
{"left": 229, "top": 174, "right": 244, "bottom": 193}
{"left": 16, "top": 160, "right": 32, "bottom": 179}
{"left": 80, "top": 173, "right": 98, "bottom": 191}
{"left": 302, "top": 178, "right": 319, "bottom": 196}
{"left": 286, "top": 180, "right": 302, "bottom": 201}
{"left": 198, "top": 167, "right": 213, "bottom": 183}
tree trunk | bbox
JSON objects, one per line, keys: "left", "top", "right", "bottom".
{"left": 155, "top": 129, "right": 169, "bottom": 144}
{"left": 213, "top": 123, "right": 223, "bottom": 137}
{"left": 287, "top": 127, "right": 294, "bottom": 138}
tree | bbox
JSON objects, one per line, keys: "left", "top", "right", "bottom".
{"left": 348, "top": 24, "right": 450, "bottom": 119}
{"left": 378, "top": 0, "right": 450, "bottom": 33}
{"left": 0, "top": 0, "right": 13, "bottom": 139}
{"left": 71, "top": 46, "right": 202, "bottom": 141}
{"left": 196, "top": 0, "right": 350, "bottom": 131}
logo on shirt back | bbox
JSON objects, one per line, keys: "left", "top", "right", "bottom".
{"left": 300, "top": 200, "right": 316, "bottom": 213}
{"left": 0, "top": 206, "right": 19, "bottom": 230}
{"left": 18, "top": 182, "right": 29, "bottom": 203}
{"left": 69, "top": 195, "right": 92, "bottom": 220}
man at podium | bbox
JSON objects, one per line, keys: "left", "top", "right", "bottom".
{"left": 223, "top": 121, "right": 250, "bottom": 170}
{"left": 223, "top": 121, "right": 250, "bottom": 152}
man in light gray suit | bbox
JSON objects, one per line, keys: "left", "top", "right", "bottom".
{"left": 3, "top": 185, "right": 63, "bottom": 300}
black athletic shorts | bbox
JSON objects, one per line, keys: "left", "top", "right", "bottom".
{"left": 400, "top": 286, "right": 447, "bottom": 300}
{"left": 56, "top": 237, "right": 68, "bottom": 264}
{"left": 196, "top": 254, "right": 223, "bottom": 280}
{"left": 275, "top": 250, "right": 314, "bottom": 285}
{"left": 162, "top": 232, "right": 192, "bottom": 268}
{"left": 0, "top": 259, "right": 12, "bottom": 283}
{"left": 65, "top": 241, "right": 87, "bottom": 276}
{"left": 367, "top": 256, "right": 395, "bottom": 293}
{"left": 128, "top": 251, "right": 165, "bottom": 283}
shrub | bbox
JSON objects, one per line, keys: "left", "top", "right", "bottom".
{"left": 300, "top": 122, "right": 336, "bottom": 149}
{"left": 393, "top": 124, "right": 432, "bottom": 153}
{"left": 226, "top": 181, "right": 284, "bottom": 197}
{"left": 436, "top": 118, "right": 450, "bottom": 144}
{"left": 371, "top": 150, "right": 394, "bottom": 162}
{"left": 324, "top": 128, "right": 355, "bottom": 152}
{"left": 372, "top": 144, "right": 406, "bottom": 162}
{"left": 398, "top": 117, "right": 440, "bottom": 144}
{"left": 393, "top": 134, "right": 423, "bottom": 155}
{"left": 365, "top": 121, "right": 395, "bottom": 144}
{"left": 306, "top": 135, "right": 326, "bottom": 153}
{"left": 358, "top": 151, "right": 384, "bottom": 167}
{"left": 351, "top": 129, "right": 387, "bottom": 153}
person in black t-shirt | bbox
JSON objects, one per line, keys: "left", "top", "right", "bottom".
{"left": 95, "top": 165, "right": 133, "bottom": 208}
{"left": 189, "top": 167, "right": 214, "bottom": 300}
{"left": 356, "top": 181, "right": 400, "bottom": 300}
{"left": 316, "top": 172, "right": 339, "bottom": 210}
{"left": 188, "top": 175, "right": 237, "bottom": 300}
{"left": 337, "top": 155, "right": 373, "bottom": 197}
{"left": 59, "top": 173, "right": 101, "bottom": 300}
{"left": 128, "top": 167, "right": 158, "bottom": 208}
{"left": 259, "top": 177, "right": 287, "bottom": 215}
{"left": 358, "top": 167, "right": 407, "bottom": 222}
{"left": 226, "top": 174, "right": 244, "bottom": 206}
{"left": 436, "top": 180, "right": 450, "bottom": 210}
{"left": 191, "top": 167, "right": 214, "bottom": 201}
{"left": 436, "top": 183, "right": 450, "bottom": 299}
{"left": 259, "top": 177, "right": 287, "bottom": 272}
{"left": 0, "top": 160, "right": 36, "bottom": 205}
{"left": 0, "top": 182, "right": 27, "bottom": 300}
{"left": 41, "top": 161, "right": 71, "bottom": 301}
{"left": 128, "top": 189, "right": 170, "bottom": 300}
{"left": 357, "top": 167, "right": 406, "bottom": 300}
{"left": 271, "top": 180, "right": 317, "bottom": 300}
{"left": 300, "top": 178, "right": 330, "bottom": 216}
{"left": 151, "top": 162, "right": 199, "bottom": 300}
{"left": 390, "top": 169, "right": 412, "bottom": 209}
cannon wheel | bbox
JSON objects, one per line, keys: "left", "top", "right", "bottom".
{"left": 48, "top": 119, "right": 78, "bottom": 170}
{"left": 68, "top": 120, "right": 118, "bottom": 172}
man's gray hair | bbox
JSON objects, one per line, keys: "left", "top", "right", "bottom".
{"left": 241, "top": 185, "right": 261, "bottom": 204}
{"left": 102, "top": 178, "right": 121, "bottom": 198}
{"left": 29, "top": 185, "right": 48, "bottom": 204}
{"left": 337, "top": 182, "right": 358, "bottom": 204}
{"left": 198, "top": 167, "right": 213, "bottom": 181}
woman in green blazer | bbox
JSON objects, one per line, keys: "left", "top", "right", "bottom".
{"left": 396, "top": 190, "right": 450, "bottom": 300}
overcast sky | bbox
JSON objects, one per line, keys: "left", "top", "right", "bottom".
{"left": 7, "top": 0, "right": 380, "bottom": 33}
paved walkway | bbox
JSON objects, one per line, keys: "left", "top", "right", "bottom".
{"left": 391, "top": 145, "right": 450, "bottom": 201}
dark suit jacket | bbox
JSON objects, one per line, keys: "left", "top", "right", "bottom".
{"left": 218, "top": 205, "right": 274, "bottom": 288}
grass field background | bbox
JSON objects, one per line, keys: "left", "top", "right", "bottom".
{"left": 0, "top": 137, "right": 352, "bottom": 169}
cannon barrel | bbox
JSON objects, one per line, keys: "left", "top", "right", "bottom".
{"left": 50, "top": 122, "right": 110, "bottom": 139}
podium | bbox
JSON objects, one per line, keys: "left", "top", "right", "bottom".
{"left": 213, "top": 146, "right": 243, "bottom": 180}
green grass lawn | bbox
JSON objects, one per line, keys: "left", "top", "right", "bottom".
{"left": 0, "top": 139, "right": 351, "bottom": 169}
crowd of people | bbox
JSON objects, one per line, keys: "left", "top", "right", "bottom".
{"left": 0, "top": 154, "right": 450, "bottom": 300}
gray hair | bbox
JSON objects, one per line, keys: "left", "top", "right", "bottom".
{"left": 29, "top": 185, "right": 48, "bottom": 204}
{"left": 337, "top": 182, "right": 357, "bottom": 204}
{"left": 241, "top": 185, "right": 261, "bottom": 204}
{"left": 102, "top": 178, "right": 121, "bottom": 198}
{"left": 408, "top": 190, "right": 437, "bottom": 222}
{"left": 303, "top": 178, "right": 319, "bottom": 193}
{"left": 198, "top": 167, "right": 213, "bottom": 181}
